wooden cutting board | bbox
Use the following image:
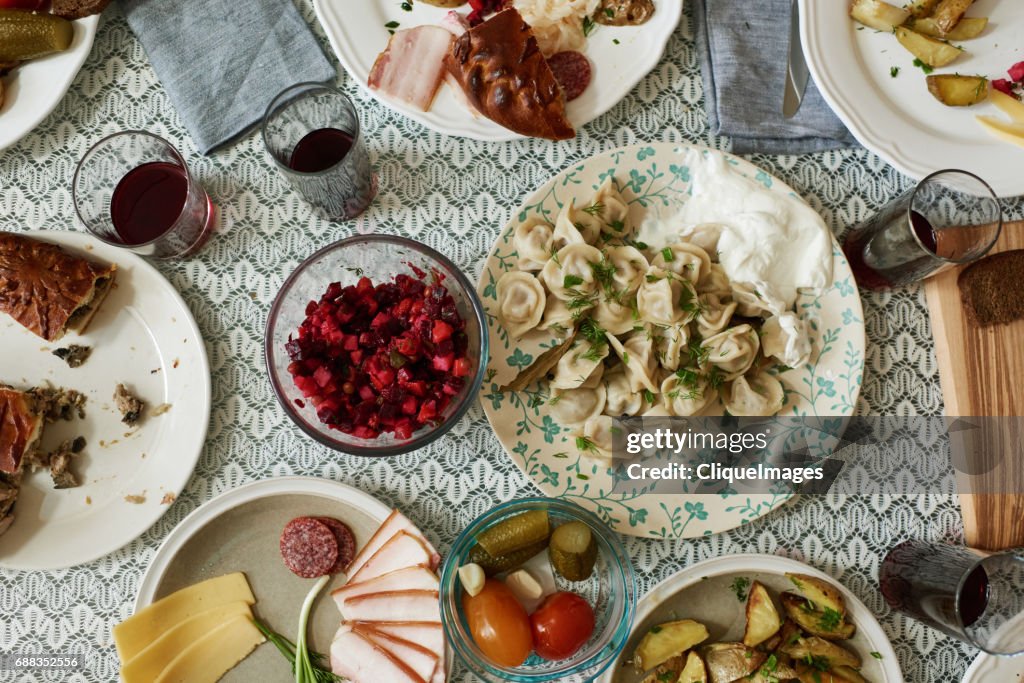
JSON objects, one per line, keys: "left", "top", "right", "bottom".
{"left": 924, "top": 220, "right": 1024, "bottom": 550}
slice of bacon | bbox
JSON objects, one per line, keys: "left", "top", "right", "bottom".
{"left": 347, "top": 531, "right": 433, "bottom": 584}
{"left": 356, "top": 621, "right": 446, "bottom": 683}
{"left": 347, "top": 510, "right": 441, "bottom": 576}
{"left": 354, "top": 624, "right": 440, "bottom": 683}
{"left": 330, "top": 626, "right": 426, "bottom": 683}
{"left": 368, "top": 26, "right": 453, "bottom": 112}
{"left": 342, "top": 589, "right": 441, "bottom": 623}
{"left": 332, "top": 565, "right": 439, "bottom": 617}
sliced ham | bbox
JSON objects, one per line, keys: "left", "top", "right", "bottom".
{"left": 332, "top": 565, "right": 439, "bottom": 615}
{"left": 355, "top": 625, "right": 439, "bottom": 683}
{"left": 348, "top": 510, "right": 441, "bottom": 576}
{"left": 348, "top": 530, "right": 434, "bottom": 584}
{"left": 342, "top": 590, "right": 440, "bottom": 623}
{"left": 330, "top": 626, "right": 426, "bottom": 683}
{"left": 437, "top": 11, "right": 479, "bottom": 117}
{"left": 357, "top": 621, "right": 446, "bottom": 683}
{"left": 368, "top": 26, "right": 453, "bottom": 112}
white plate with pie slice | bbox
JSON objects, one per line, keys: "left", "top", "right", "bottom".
{"left": 314, "top": 0, "right": 682, "bottom": 141}
{"left": 0, "top": 15, "right": 99, "bottom": 152}
{"left": 0, "top": 230, "right": 210, "bottom": 570}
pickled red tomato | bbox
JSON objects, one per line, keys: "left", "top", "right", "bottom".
{"left": 530, "top": 591, "right": 595, "bottom": 661}
{"left": 463, "top": 579, "right": 533, "bottom": 667}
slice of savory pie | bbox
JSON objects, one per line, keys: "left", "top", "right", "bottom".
{"left": 0, "top": 386, "right": 44, "bottom": 535}
{"left": 444, "top": 8, "right": 575, "bottom": 141}
{"left": 0, "top": 232, "right": 117, "bottom": 342}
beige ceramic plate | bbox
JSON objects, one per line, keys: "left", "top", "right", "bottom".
{"left": 134, "top": 477, "right": 394, "bottom": 682}
{"left": 601, "top": 554, "right": 903, "bottom": 683}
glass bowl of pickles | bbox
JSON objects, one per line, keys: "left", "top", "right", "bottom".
{"left": 439, "top": 497, "right": 636, "bottom": 683}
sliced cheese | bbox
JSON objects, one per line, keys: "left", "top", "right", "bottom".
{"left": 120, "top": 601, "right": 253, "bottom": 683}
{"left": 154, "top": 614, "right": 264, "bottom": 683}
{"left": 114, "top": 573, "right": 256, "bottom": 661}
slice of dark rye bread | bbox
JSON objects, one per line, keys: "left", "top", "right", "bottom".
{"left": 958, "top": 249, "right": 1024, "bottom": 326}
{"left": 51, "top": 0, "right": 111, "bottom": 20}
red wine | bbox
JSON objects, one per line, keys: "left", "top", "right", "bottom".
{"left": 843, "top": 210, "right": 938, "bottom": 290}
{"left": 880, "top": 541, "right": 990, "bottom": 636}
{"left": 110, "top": 162, "right": 188, "bottom": 245}
{"left": 288, "top": 128, "right": 354, "bottom": 173}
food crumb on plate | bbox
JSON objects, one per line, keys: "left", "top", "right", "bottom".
{"left": 160, "top": 492, "right": 175, "bottom": 505}
{"left": 151, "top": 403, "right": 172, "bottom": 417}
{"left": 124, "top": 494, "right": 146, "bottom": 504}
{"left": 85, "top": 496, "right": 91, "bottom": 505}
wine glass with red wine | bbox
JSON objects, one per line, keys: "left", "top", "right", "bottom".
{"left": 262, "top": 83, "right": 375, "bottom": 221}
{"left": 72, "top": 131, "right": 215, "bottom": 259}
{"left": 842, "top": 170, "right": 1001, "bottom": 290}
{"left": 880, "top": 540, "right": 1024, "bottom": 655}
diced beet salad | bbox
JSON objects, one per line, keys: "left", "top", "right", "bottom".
{"left": 286, "top": 270, "right": 473, "bottom": 440}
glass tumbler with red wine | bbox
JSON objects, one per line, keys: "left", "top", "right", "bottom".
{"left": 842, "top": 169, "right": 1001, "bottom": 290}
{"left": 261, "top": 83, "right": 375, "bottom": 221}
{"left": 72, "top": 131, "right": 215, "bottom": 259}
{"left": 880, "top": 540, "right": 1024, "bottom": 655}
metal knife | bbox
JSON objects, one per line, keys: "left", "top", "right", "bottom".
{"left": 783, "top": 0, "right": 810, "bottom": 118}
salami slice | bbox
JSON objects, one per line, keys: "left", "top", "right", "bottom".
{"left": 547, "top": 51, "right": 592, "bottom": 102}
{"left": 315, "top": 516, "right": 357, "bottom": 574}
{"left": 280, "top": 517, "right": 339, "bottom": 579}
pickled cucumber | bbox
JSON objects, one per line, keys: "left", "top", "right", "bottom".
{"left": 475, "top": 509, "right": 550, "bottom": 558}
{"left": 0, "top": 10, "right": 74, "bottom": 63}
{"left": 549, "top": 521, "right": 598, "bottom": 581}
{"left": 469, "top": 539, "right": 548, "bottom": 577}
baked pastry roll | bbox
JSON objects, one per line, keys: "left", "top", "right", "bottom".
{"left": 0, "top": 232, "right": 117, "bottom": 341}
{"left": 0, "top": 386, "right": 44, "bottom": 476}
{"left": 444, "top": 9, "right": 575, "bottom": 140}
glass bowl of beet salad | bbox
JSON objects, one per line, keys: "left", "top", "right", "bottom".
{"left": 266, "top": 235, "right": 488, "bottom": 456}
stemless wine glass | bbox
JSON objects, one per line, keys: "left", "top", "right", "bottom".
{"left": 73, "top": 131, "right": 215, "bottom": 259}
{"left": 880, "top": 540, "right": 1024, "bottom": 655}
{"left": 842, "top": 169, "right": 1001, "bottom": 290}
{"left": 262, "top": 83, "right": 376, "bottom": 221}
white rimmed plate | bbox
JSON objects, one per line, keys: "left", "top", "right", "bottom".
{"left": 600, "top": 553, "right": 904, "bottom": 683}
{"left": 0, "top": 230, "right": 210, "bottom": 570}
{"left": 477, "top": 143, "right": 865, "bottom": 539}
{"left": 0, "top": 15, "right": 99, "bottom": 152}
{"left": 800, "top": 0, "right": 1024, "bottom": 197}
{"left": 313, "top": 1, "right": 682, "bottom": 141}
{"left": 134, "top": 477, "right": 396, "bottom": 682}
{"left": 965, "top": 651, "right": 1024, "bottom": 681}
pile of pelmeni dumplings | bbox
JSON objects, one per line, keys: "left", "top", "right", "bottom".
{"left": 494, "top": 177, "right": 813, "bottom": 457}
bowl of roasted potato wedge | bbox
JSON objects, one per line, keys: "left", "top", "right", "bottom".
{"left": 601, "top": 554, "right": 903, "bottom": 683}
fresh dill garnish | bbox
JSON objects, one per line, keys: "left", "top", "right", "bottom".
{"left": 890, "top": 65, "right": 900, "bottom": 77}
{"left": 581, "top": 201, "right": 604, "bottom": 216}
{"left": 819, "top": 607, "right": 843, "bottom": 632}
{"left": 706, "top": 366, "right": 725, "bottom": 390}
{"left": 912, "top": 57, "right": 934, "bottom": 74}
{"left": 730, "top": 576, "right": 751, "bottom": 601}
{"left": 575, "top": 435, "right": 598, "bottom": 452}
{"left": 660, "top": 247, "right": 675, "bottom": 261}
{"left": 608, "top": 219, "right": 625, "bottom": 232}
{"left": 645, "top": 273, "right": 662, "bottom": 283}
{"left": 803, "top": 654, "right": 830, "bottom": 672}
{"left": 643, "top": 389, "right": 656, "bottom": 403}
{"left": 563, "top": 274, "right": 584, "bottom": 288}
{"left": 582, "top": 15, "right": 596, "bottom": 36}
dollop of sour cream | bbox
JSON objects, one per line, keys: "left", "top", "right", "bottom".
{"left": 636, "top": 148, "right": 833, "bottom": 308}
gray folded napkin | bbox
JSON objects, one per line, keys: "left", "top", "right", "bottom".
{"left": 692, "top": 0, "right": 858, "bottom": 155}
{"left": 120, "top": 0, "right": 335, "bottom": 154}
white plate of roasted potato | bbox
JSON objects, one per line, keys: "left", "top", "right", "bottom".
{"left": 801, "top": 0, "right": 1024, "bottom": 197}
{"left": 601, "top": 554, "right": 903, "bottom": 683}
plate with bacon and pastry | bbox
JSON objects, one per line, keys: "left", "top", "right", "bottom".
{"left": 314, "top": 0, "right": 681, "bottom": 141}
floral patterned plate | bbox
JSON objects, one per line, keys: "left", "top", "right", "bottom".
{"left": 476, "top": 143, "right": 865, "bottom": 539}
